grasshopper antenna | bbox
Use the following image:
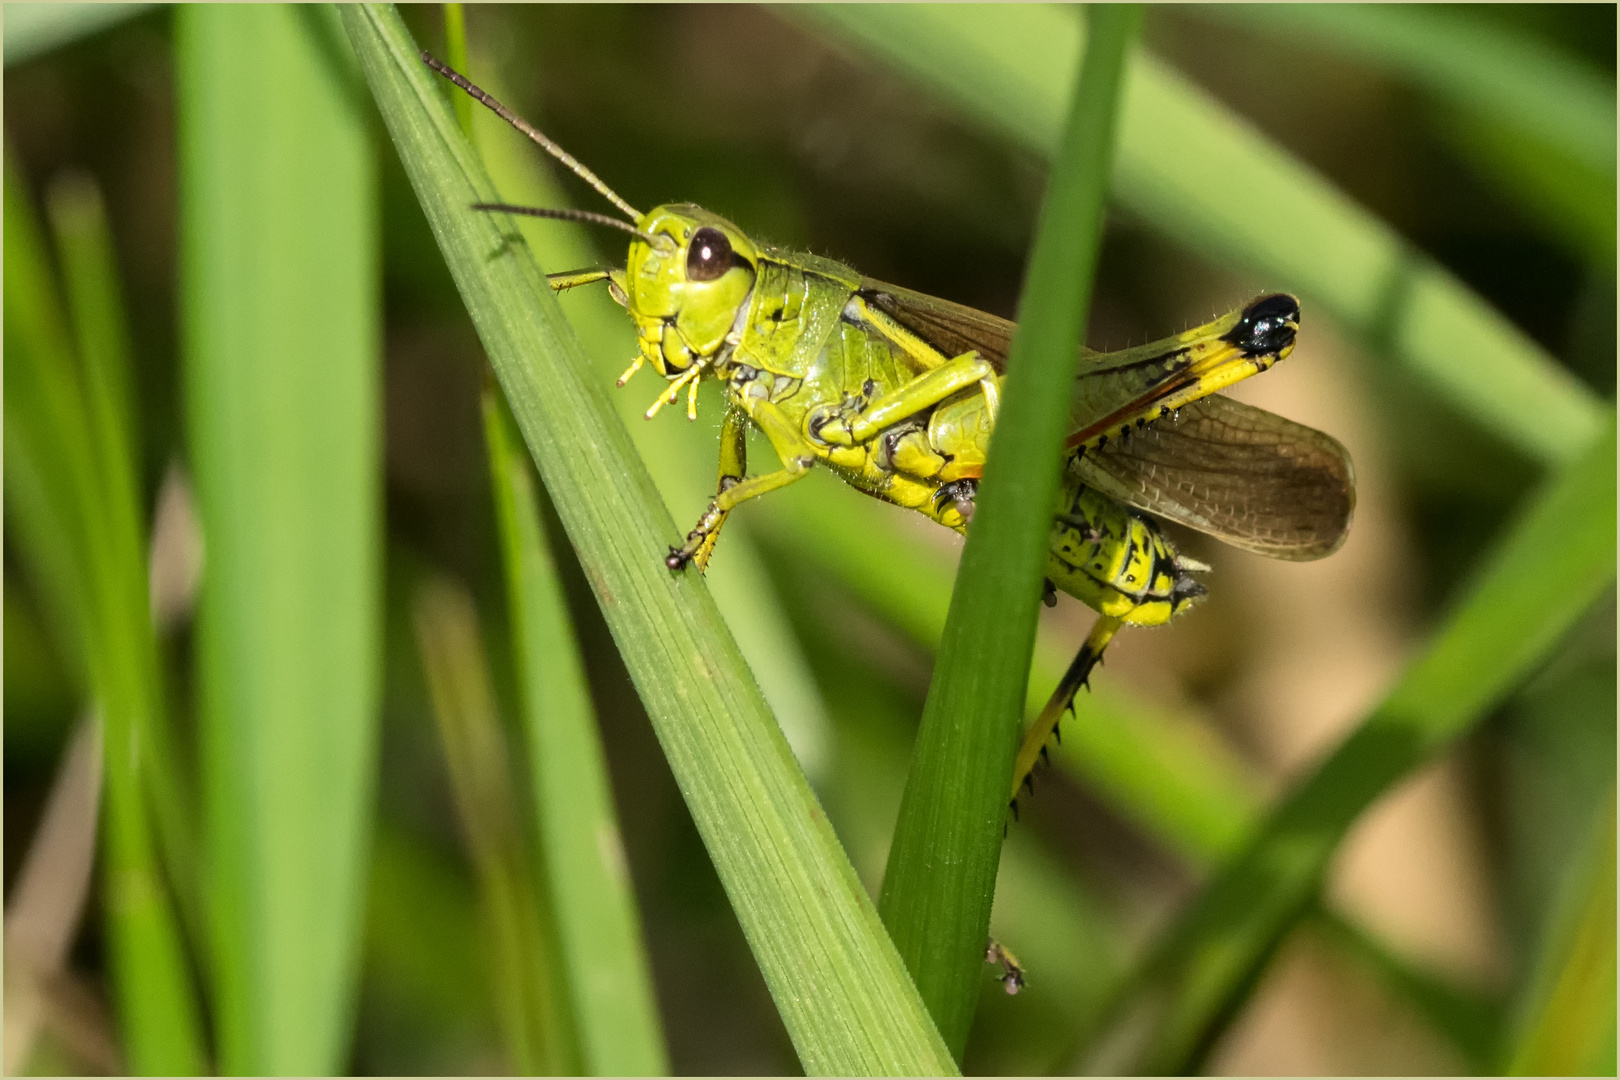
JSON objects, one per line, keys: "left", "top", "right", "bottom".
{"left": 421, "top": 52, "right": 644, "bottom": 224}
{"left": 471, "top": 203, "right": 663, "bottom": 247}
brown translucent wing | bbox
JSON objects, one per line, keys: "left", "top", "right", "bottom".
{"left": 1071, "top": 395, "right": 1355, "bottom": 560}
{"left": 859, "top": 278, "right": 1015, "bottom": 372}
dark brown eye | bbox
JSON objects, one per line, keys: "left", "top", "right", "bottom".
{"left": 686, "top": 226, "right": 732, "bottom": 282}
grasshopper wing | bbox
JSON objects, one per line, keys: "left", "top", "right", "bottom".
{"left": 862, "top": 283, "right": 1351, "bottom": 558}
{"left": 1072, "top": 394, "right": 1355, "bottom": 560}
{"left": 860, "top": 279, "right": 1016, "bottom": 372}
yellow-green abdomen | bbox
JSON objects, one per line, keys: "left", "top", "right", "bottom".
{"left": 1047, "top": 481, "right": 1206, "bottom": 627}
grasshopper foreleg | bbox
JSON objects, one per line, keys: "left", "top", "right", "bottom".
{"left": 667, "top": 400, "right": 816, "bottom": 571}
{"left": 672, "top": 408, "right": 748, "bottom": 573}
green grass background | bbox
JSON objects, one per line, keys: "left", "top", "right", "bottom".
{"left": 4, "top": 4, "right": 1613, "bottom": 1075}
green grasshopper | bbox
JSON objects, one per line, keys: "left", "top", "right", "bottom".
{"left": 426, "top": 56, "right": 1355, "bottom": 807}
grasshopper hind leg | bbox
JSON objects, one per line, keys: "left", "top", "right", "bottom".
{"left": 1009, "top": 616, "right": 1122, "bottom": 813}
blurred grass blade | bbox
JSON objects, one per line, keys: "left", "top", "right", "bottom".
{"left": 439, "top": 4, "right": 474, "bottom": 140}
{"left": 5, "top": 150, "right": 208, "bottom": 1075}
{"left": 342, "top": 6, "right": 955, "bottom": 1072}
{"left": 468, "top": 53, "right": 835, "bottom": 786}
{"left": 1311, "top": 906, "right": 1501, "bottom": 1072}
{"left": 412, "top": 574, "right": 577, "bottom": 1075}
{"left": 1081, "top": 418, "right": 1617, "bottom": 1075}
{"left": 1195, "top": 5, "right": 1615, "bottom": 175}
{"left": 484, "top": 394, "right": 668, "bottom": 1075}
{"left": 1189, "top": 5, "right": 1616, "bottom": 266}
{"left": 1505, "top": 784, "right": 1617, "bottom": 1075}
{"left": 877, "top": 6, "right": 1140, "bottom": 1058}
{"left": 2, "top": 3, "right": 155, "bottom": 67}
{"left": 47, "top": 171, "right": 206, "bottom": 965}
{"left": 177, "top": 6, "right": 380, "bottom": 1072}
{"left": 791, "top": 5, "right": 1605, "bottom": 467}
{"left": 49, "top": 173, "right": 139, "bottom": 476}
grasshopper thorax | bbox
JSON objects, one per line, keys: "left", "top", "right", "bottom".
{"left": 624, "top": 205, "right": 759, "bottom": 382}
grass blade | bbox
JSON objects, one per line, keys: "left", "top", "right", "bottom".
{"left": 1310, "top": 906, "right": 1501, "bottom": 1072}
{"left": 485, "top": 394, "right": 669, "bottom": 1075}
{"left": 1188, "top": 5, "right": 1616, "bottom": 266}
{"left": 1504, "top": 784, "right": 1617, "bottom": 1075}
{"left": 342, "top": 6, "right": 955, "bottom": 1072}
{"left": 1193, "top": 5, "right": 1615, "bottom": 177}
{"left": 877, "top": 7, "right": 1141, "bottom": 1058}
{"left": 452, "top": 30, "right": 666, "bottom": 1066}
{"left": 47, "top": 171, "right": 205, "bottom": 968}
{"left": 5, "top": 150, "right": 208, "bottom": 1076}
{"left": 1081, "top": 418, "right": 1617, "bottom": 1075}
{"left": 791, "top": 4, "right": 1606, "bottom": 467}
{"left": 176, "top": 6, "right": 380, "bottom": 1071}
{"left": 412, "top": 574, "right": 576, "bottom": 1075}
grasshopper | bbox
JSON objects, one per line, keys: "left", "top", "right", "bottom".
{"left": 425, "top": 56, "right": 1355, "bottom": 808}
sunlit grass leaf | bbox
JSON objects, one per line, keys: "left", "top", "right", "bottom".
{"left": 877, "top": 6, "right": 1140, "bottom": 1057}
{"left": 341, "top": 5, "right": 954, "bottom": 1072}
{"left": 176, "top": 5, "right": 379, "bottom": 1072}
{"left": 1080, "top": 419, "right": 1616, "bottom": 1075}
{"left": 790, "top": 4, "right": 1606, "bottom": 468}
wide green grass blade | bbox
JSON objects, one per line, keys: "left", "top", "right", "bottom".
{"left": 484, "top": 393, "right": 669, "bottom": 1075}
{"left": 877, "top": 8, "right": 1140, "bottom": 1058}
{"left": 342, "top": 6, "right": 954, "bottom": 1072}
{"left": 1504, "top": 785, "right": 1617, "bottom": 1075}
{"left": 4, "top": 151, "right": 208, "bottom": 1076}
{"left": 791, "top": 5, "right": 1606, "bottom": 467}
{"left": 176, "top": 6, "right": 380, "bottom": 1072}
{"left": 1082, "top": 419, "right": 1617, "bottom": 1075}
{"left": 412, "top": 574, "right": 577, "bottom": 1075}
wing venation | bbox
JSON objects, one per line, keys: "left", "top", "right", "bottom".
{"left": 1071, "top": 395, "right": 1354, "bottom": 560}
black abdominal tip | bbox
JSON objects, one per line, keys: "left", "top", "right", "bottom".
{"left": 1225, "top": 293, "right": 1300, "bottom": 356}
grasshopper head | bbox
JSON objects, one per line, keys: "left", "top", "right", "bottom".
{"left": 624, "top": 205, "right": 759, "bottom": 380}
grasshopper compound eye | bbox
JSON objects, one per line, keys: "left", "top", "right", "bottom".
{"left": 1225, "top": 293, "right": 1300, "bottom": 357}
{"left": 686, "top": 226, "right": 733, "bottom": 282}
